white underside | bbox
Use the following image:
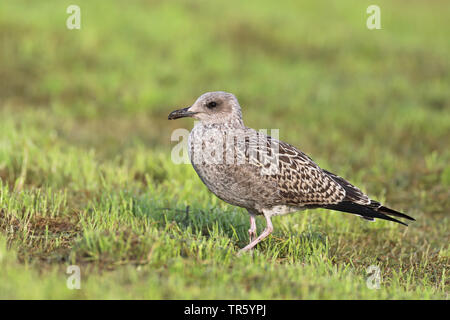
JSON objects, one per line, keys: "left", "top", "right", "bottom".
{"left": 264, "top": 205, "right": 305, "bottom": 217}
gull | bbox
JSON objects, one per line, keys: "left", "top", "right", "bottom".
{"left": 168, "top": 91, "right": 415, "bottom": 253}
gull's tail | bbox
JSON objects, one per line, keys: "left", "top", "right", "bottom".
{"left": 325, "top": 201, "right": 415, "bottom": 226}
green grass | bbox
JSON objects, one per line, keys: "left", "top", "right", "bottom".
{"left": 0, "top": 0, "right": 448, "bottom": 299}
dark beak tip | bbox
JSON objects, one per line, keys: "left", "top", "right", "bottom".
{"left": 167, "top": 110, "right": 178, "bottom": 120}
{"left": 168, "top": 107, "right": 194, "bottom": 120}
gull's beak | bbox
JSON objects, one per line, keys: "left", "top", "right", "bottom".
{"left": 168, "top": 106, "right": 197, "bottom": 120}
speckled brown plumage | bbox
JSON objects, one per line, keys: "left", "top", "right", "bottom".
{"left": 168, "top": 91, "right": 415, "bottom": 253}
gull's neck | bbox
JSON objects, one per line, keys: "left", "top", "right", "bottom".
{"left": 197, "top": 117, "right": 245, "bottom": 130}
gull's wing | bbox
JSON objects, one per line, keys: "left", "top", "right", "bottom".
{"left": 322, "top": 169, "right": 370, "bottom": 205}
{"left": 272, "top": 139, "right": 346, "bottom": 207}
{"left": 262, "top": 135, "right": 415, "bottom": 225}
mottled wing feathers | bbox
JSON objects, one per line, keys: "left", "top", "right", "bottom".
{"left": 322, "top": 169, "right": 370, "bottom": 205}
{"left": 224, "top": 129, "right": 346, "bottom": 207}
{"left": 272, "top": 140, "right": 346, "bottom": 206}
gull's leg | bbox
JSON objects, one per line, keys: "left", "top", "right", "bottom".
{"left": 248, "top": 213, "right": 257, "bottom": 243}
{"left": 238, "top": 211, "right": 273, "bottom": 255}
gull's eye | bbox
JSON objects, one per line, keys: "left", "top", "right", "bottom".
{"left": 207, "top": 101, "right": 217, "bottom": 109}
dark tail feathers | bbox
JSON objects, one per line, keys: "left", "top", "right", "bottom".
{"left": 325, "top": 201, "right": 415, "bottom": 226}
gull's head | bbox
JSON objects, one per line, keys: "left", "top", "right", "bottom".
{"left": 168, "top": 91, "right": 243, "bottom": 125}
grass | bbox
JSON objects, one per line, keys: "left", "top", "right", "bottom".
{"left": 0, "top": 0, "right": 448, "bottom": 299}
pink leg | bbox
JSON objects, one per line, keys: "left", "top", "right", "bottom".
{"left": 239, "top": 212, "right": 273, "bottom": 254}
{"left": 248, "top": 213, "right": 257, "bottom": 243}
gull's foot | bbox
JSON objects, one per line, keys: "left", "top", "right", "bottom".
{"left": 236, "top": 229, "right": 258, "bottom": 256}
{"left": 237, "top": 241, "right": 258, "bottom": 256}
{"left": 237, "top": 246, "right": 252, "bottom": 256}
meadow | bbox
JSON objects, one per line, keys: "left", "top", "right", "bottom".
{"left": 0, "top": 0, "right": 448, "bottom": 299}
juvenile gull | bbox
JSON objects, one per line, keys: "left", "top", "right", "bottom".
{"left": 168, "top": 91, "right": 415, "bottom": 253}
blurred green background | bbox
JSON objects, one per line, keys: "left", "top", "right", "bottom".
{"left": 0, "top": 0, "right": 448, "bottom": 299}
